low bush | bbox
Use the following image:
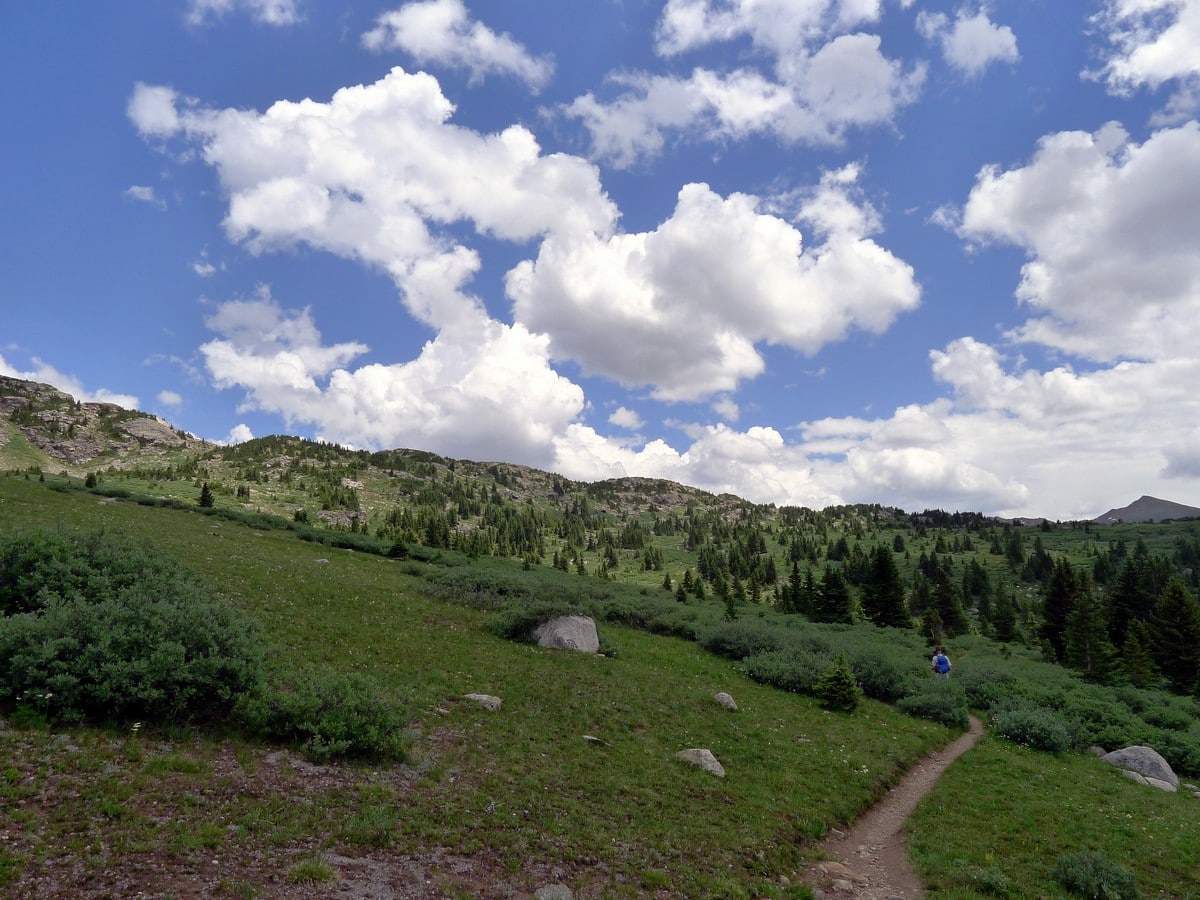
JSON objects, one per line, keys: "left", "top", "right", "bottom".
{"left": 0, "top": 529, "right": 263, "bottom": 725}
{"left": 234, "top": 667, "right": 411, "bottom": 763}
{"left": 957, "top": 663, "right": 1017, "bottom": 710}
{"left": 896, "top": 681, "right": 969, "bottom": 729}
{"left": 697, "top": 620, "right": 795, "bottom": 661}
{"left": 1052, "top": 850, "right": 1139, "bottom": 900}
{"left": 990, "top": 700, "right": 1073, "bottom": 754}
{"left": 742, "top": 648, "right": 829, "bottom": 696}
{"left": 848, "top": 648, "right": 916, "bottom": 702}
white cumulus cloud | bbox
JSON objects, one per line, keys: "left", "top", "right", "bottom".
{"left": 916, "top": 7, "right": 1019, "bottom": 78}
{"left": 362, "top": 0, "right": 553, "bottom": 91}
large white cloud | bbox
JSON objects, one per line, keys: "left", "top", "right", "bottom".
{"left": 959, "top": 121, "right": 1200, "bottom": 362}
{"left": 362, "top": 0, "right": 553, "bottom": 91}
{"left": 916, "top": 8, "right": 1019, "bottom": 78}
{"left": 507, "top": 169, "right": 919, "bottom": 401}
{"left": 564, "top": 1, "right": 924, "bottom": 167}
{"left": 199, "top": 290, "right": 585, "bottom": 464}
{"left": 1093, "top": 0, "right": 1200, "bottom": 122}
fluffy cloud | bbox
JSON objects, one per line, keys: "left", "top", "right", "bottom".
{"left": 157, "top": 389, "right": 183, "bottom": 407}
{"left": 362, "top": 0, "right": 553, "bottom": 91}
{"left": 608, "top": 407, "right": 645, "bottom": 430}
{"left": 185, "top": 0, "right": 301, "bottom": 27}
{"left": 507, "top": 170, "right": 919, "bottom": 401}
{"left": 565, "top": 1, "right": 923, "bottom": 166}
{"left": 1093, "top": 0, "right": 1200, "bottom": 122}
{"left": 916, "top": 8, "right": 1019, "bottom": 78}
{"left": 959, "top": 121, "right": 1200, "bottom": 362}
{"left": 123, "top": 185, "right": 165, "bottom": 208}
{"left": 198, "top": 290, "right": 584, "bottom": 465}
{"left": 129, "top": 69, "right": 616, "bottom": 332}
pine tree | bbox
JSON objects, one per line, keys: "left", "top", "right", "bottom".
{"left": 1121, "top": 619, "right": 1156, "bottom": 688}
{"left": 813, "top": 568, "right": 853, "bottom": 624}
{"left": 1063, "top": 575, "right": 1118, "bottom": 682}
{"left": 932, "top": 568, "right": 970, "bottom": 637}
{"left": 991, "top": 579, "right": 1018, "bottom": 643}
{"left": 198, "top": 482, "right": 214, "bottom": 509}
{"left": 1040, "top": 558, "right": 1078, "bottom": 661}
{"left": 861, "top": 544, "right": 910, "bottom": 628}
{"left": 814, "top": 652, "right": 862, "bottom": 712}
{"left": 1150, "top": 580, "right": 1200, "bottom": 693}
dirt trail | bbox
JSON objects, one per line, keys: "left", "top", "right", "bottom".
{"left": 802, "top": 714, "right": 984, "bottom": 899}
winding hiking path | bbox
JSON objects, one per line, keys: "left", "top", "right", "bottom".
{"left": 802, "top": 715, "right": 984, "bottom": 899}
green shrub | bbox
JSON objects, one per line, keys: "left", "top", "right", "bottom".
{"left": 957, "top": 663, "right": 1018, "bottom": 710}
{"left": 742, "top": 648, "right": 828, "bottom": 696}
{"left": 847, "top": 648, "right": 915, "bottom": 702}
{"left": 486, "top": 600, "right": 580, "bottom": 642}
{"left": 814, "top": 653, "right": 862, "bottom": 712}
{"left": 1051, "top": 850, "right": 1138, "bottom": 899}
{"left": 1150, "top": 727, "right": 1200, "bottom": 777}
{"left": 990, "top": 700, "right": 1073, "bottom": 753}
{"left": 896, "top": 681, "right": 969, "bottom": 729}
{"left": 0, "top": 529, "right": 263, "bottom": 725}
{"left": 234, "top": 667, "right": 411, "bottom": 763}
{"left": 698, "top": 620, "right": 794, "bottom": 661}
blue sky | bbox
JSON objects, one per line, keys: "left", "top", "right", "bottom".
{"left": 3, "top": 0, "right": 1200, "bottom": 520}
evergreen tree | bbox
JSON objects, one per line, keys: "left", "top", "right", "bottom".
{"left": 1150, "top": 580, "right": 1200, "bottom": 693}
{"left": 860, "top": 544, "right": 909, "bottom": 628}
{"left": 814, "top": 652, "right": 862, "bottom": 712}
{"left": 932, "top": 568, "right": 970, "bottom": 637}
{"left": 1121, "top": 619, "right": 1156, "bottom": 688}
{"left": 813, "top": 568, "right": 853, "bottom": 624}
{"left": 1063, "top": 574, "right": 1118, "bottom": 682}
{"left": 1040, "top": 558, "right": 1078, "bottom": 661}
{"left": 198, "top": 482, "right": 214, "bottom": 509}
{"left": 991, "top": 579, "right": 1018, "bottom": 643}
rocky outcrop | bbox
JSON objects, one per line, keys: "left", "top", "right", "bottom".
{"left": 1101, "top": 746, "right": 1179, "bottom": 791}
{"left": 534, "top": 615, "right": 599, "bottom": 653}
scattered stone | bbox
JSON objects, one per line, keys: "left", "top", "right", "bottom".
{"left": 535, "top": 885, "right": 573, "bottom": 900}
{"left": 816, "top": 862, "right": 866, "bottom": 883}
{"left": 582, "top": 734, "right": 606, "bottom": 745}
{"left": 1087, "top": 745, "right": 1107, "bottom": 758}
{"left": 1102, "top": 745, "right": 1179, "bottom": 790}
{"left": 714, "top": 691, "right": 738, "bottom": 711}
{"left": 463, "top": 693, "right": 502, "bottom": 711}
{"left": 314, "top": 558, "right": 330, "bottom": 564}
{"left": 534, "top": 615, "right": 599, "bottom": 653}
{"left": 676, "top": 748, "right": 725, "bottom": 777}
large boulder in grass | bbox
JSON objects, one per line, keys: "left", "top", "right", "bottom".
{"left": 534, "top": 615, "right": 599, "bottom": 653}
{"left": 1102, "top": 746, "right": 1179, "bottom": 791}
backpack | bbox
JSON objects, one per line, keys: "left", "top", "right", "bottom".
{"left": 934, "top": 653, "right": 950, "bottom": 673}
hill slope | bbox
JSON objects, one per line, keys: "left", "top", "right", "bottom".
{"left": 1093, "top": 494, "right": 1200, "bottom": 523}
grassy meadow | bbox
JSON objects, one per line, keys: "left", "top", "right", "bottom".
{"left": 1, "top": 472, "right": 1199, "bottom": 897}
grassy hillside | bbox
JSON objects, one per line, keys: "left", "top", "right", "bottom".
{"left": 2, "top": 475, "right": 1198, "bottom": 898}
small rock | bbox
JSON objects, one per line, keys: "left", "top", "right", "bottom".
{"left": 714, "top": 691, "right": 738, "bottom": 711}
{"left": 676, "top": 748, "right": 725, "bottom": 777}
{"left": 463, "top": 693, "right": 502, "bottom": 711}
{"left": 535, "top": 886, "right": 573, "bottom": 900}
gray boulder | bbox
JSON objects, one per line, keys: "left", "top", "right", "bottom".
{"left": 534, "top": 615, "right": 599, "bottom": 653}
{"left": 1102, "top": 745, "right": 1179, "bottom": 791}
{"left": 714, "top": 691, "right": 738, "bottom": 711}
{"left": 676, "top": 748, "right": 726, "bottom": 777}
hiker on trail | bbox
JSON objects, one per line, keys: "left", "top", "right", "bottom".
{"left": 931, "top": 647, "right": 951, "bottom": 679}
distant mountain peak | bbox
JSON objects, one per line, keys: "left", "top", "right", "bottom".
{"left": 1093, "top": 495, "right": 1200, "bottom": 524}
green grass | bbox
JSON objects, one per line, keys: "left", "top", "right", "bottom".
{"left": 910, "top": 734, "right": 1200, "bottom": 898}
{"left": 1, "top": 474, "right": 1198, "bottom": 897}
{"left": 0, "top": 476, "right": 948, "bottom": 895}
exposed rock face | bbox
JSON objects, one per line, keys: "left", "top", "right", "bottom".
{"left": 1102, "top": 745, "right": 1179, "bottom": 791}
{"left": 676, "top": 748, "right": 725, "bottom": 777}
{"left": 534, "top": 615, "right": 599, "bottom": 653}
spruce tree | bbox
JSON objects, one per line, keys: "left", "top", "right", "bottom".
{"left": 932, "top": 568, "right": 969, "bottom": 637}
{"left": 1121, "top": 619, "right": 1156, "bottom": 688}
{"left": 861, "top": 544, "right": 909, "bottom": 628}
{"left": 813, "top": 568, "right": 853, "bottom": 624}
{"left": 992, "top": 579, "right": 1018, "bottom": 643}
{"left": 1040, "top": 558, "right": 1078, "bottom": 661}
{"left": 198, "top": 481, "right": 214, "bottom": 509}
{"left": 1150, "top": 580, "right": 1200, "bottom": 693}
{"left": 1063, "top": 575, "right": 1118, "bottom": 682}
